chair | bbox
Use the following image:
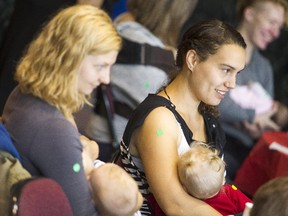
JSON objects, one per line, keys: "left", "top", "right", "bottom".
{"left": 10, "top": 177, "right": 73, "bottom": 216}
{"left": 0, "top": 122, "right": 20, "bottom": 160}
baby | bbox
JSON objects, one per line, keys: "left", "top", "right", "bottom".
{"left": 178, "top": 141, "right": 251, "bottom": 215}
{"left": 229, "top": 82, "right": 273, "bottom": 115}
{"left": 80, "top": 135, "right": 143, "bottom": 216}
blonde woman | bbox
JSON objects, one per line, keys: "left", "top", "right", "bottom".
{"left": 2, "top": 5, "right": 121, "bottom": 216}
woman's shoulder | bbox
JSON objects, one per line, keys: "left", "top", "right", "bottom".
{"left": 122, "top": 94, "right": 179, "bottom": 143}
{"left": 134, "top": 94, "right": 176, "bottom": 116}
{"left": 4, "top": 88, "right": 77, "bottom": 139}
{"left": 7, "top": 93, "right": 64, "bottom": 124}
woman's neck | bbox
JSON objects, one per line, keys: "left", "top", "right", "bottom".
{"left": 237, "top": 24, "right": 255, "bottom": 64}
{"left": 66, "top": 113, "right": 77, "bottom": 128}
{"left": 162, "top": 74, "right": 200, "bottom": 118}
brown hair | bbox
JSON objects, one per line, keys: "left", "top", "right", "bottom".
{"left": 250, "top": 176, "right": 288, "bottom": 216}
{"left": 127, "top": 0, "right": 198, "bottom": 47}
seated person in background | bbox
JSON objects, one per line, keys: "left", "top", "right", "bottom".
{"left": 218, "top": 0, "right": 288, "bottom": 179}
{"left": 148, "top": 141, "right": 251, "bottom": 216}
{"left": 81, "top": 136, "right": 143, "bottom": 216}
{"left": 250, "top": 176, "right": 288, "bottom": 216}
{"left": 1, "top": 5, "right": 122, "bottom": 216}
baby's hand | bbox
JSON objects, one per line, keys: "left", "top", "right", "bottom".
{"left": 80, "top": 135, "right": 99, "bottom": 160}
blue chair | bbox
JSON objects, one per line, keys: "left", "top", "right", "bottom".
{"left": 0, "top": 122, "right": 20, "bottom": 160}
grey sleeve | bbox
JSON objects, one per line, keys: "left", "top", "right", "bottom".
{"left": 254, "top": 50, "right": 274, "bottom": 97}
{"left": 30, "top": 119, "right": 98, "bottom": 216}
{"left": 260, "top": 60, "right": 274, "bottom": 97}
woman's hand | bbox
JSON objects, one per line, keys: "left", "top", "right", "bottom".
{"left": 254, "top": 104, "right": 280, "bottom": 131}
{"left": 243, "top": 103, "right": 280, "bottom": 139}
{"left": 272, "top": 101, "right": 288, "bottom": 128}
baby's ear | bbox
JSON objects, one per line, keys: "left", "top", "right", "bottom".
{"left": 181, "top": 183, "right": 188, "bottom": 193}
{"left": 222, "top": 178, "right": 225, "bottom": 186}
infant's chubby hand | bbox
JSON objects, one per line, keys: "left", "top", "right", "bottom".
{"left": 80, "top": 135, "right": 99, "bottom": 160}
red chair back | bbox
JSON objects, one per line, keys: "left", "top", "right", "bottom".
{"left": 10, "top": 177, "right": 73, "bottom": 216}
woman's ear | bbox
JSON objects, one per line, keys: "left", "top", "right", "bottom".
{"left": 244, "top": 7, "right": 256, "bottom": 23}
{"left": 186, "top": 49, "right": 197, "bottom": 71}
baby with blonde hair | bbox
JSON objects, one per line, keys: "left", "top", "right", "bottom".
{"left": 90, "top": 162, "right": 143, "bottom": 216}
{"left": 81, "top": 136, "right": 143, "bottom": 216}
{"left": 178, "top": 141, "right": 226, "bottom": 199}
{"left": 178, "top": 141, "right": 251, "bottom": 215}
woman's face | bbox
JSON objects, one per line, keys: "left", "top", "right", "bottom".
{"left": 77, "top": 51, "right": 118, "bottom": 95}
{"left": 190, "top": 44, "right": 246, "bottom": 106}
{"left": 247, "top": 2, "right": 285, "bottom": 50}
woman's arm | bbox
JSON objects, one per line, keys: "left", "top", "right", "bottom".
{"left": 31, "top": 119, "right": 98, "bottom": 216}
{"left": 136, "top": 107, "right": 222, "bottom": 216}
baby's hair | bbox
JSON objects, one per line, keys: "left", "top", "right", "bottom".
{"left": 90, "top": 163, "right": 141, "bottom": 216}
{"left": 177, "top": 141, "right": 226, "bottom": 199}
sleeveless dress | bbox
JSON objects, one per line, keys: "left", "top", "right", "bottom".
{"left": 119, "top": 94, "right": 226, "bottom": 215}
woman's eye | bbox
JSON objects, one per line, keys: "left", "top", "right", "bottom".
{"left": 95, "top": 65, "right": 105, "bottom": 71}
{"left": 223, "top": 68, "right": 230, "bottom": 73}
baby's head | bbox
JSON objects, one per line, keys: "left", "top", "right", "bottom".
{"left": 177, "top": 141, "right": 225, "bottom": 199}
{"left": 250, "top": 176, "right": 288, "bottom": 216}
{"left": 90, "top": 163, "right": 143, "bottom": 216}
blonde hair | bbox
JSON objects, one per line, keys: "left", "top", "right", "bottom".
{"left": 15, "top": 5, "right": 121, "bottom": 119}
{"left": 237, "top": 0, "right": 288, "bottom": 26}
{"left": 127, "top": 0, "right": 198, "bottom": 47}
{"left": 90, "top": 163, "right": 142, "bottom": 216}
{"left": 177, "top": 141, "right": 225, "bottom": 199}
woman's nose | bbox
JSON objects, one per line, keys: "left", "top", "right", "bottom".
{"left": 225, "top": 76, "right": 236, "bottom": 89}
{"left": 100, "top": 70, "right": 110, "bottom": 85}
